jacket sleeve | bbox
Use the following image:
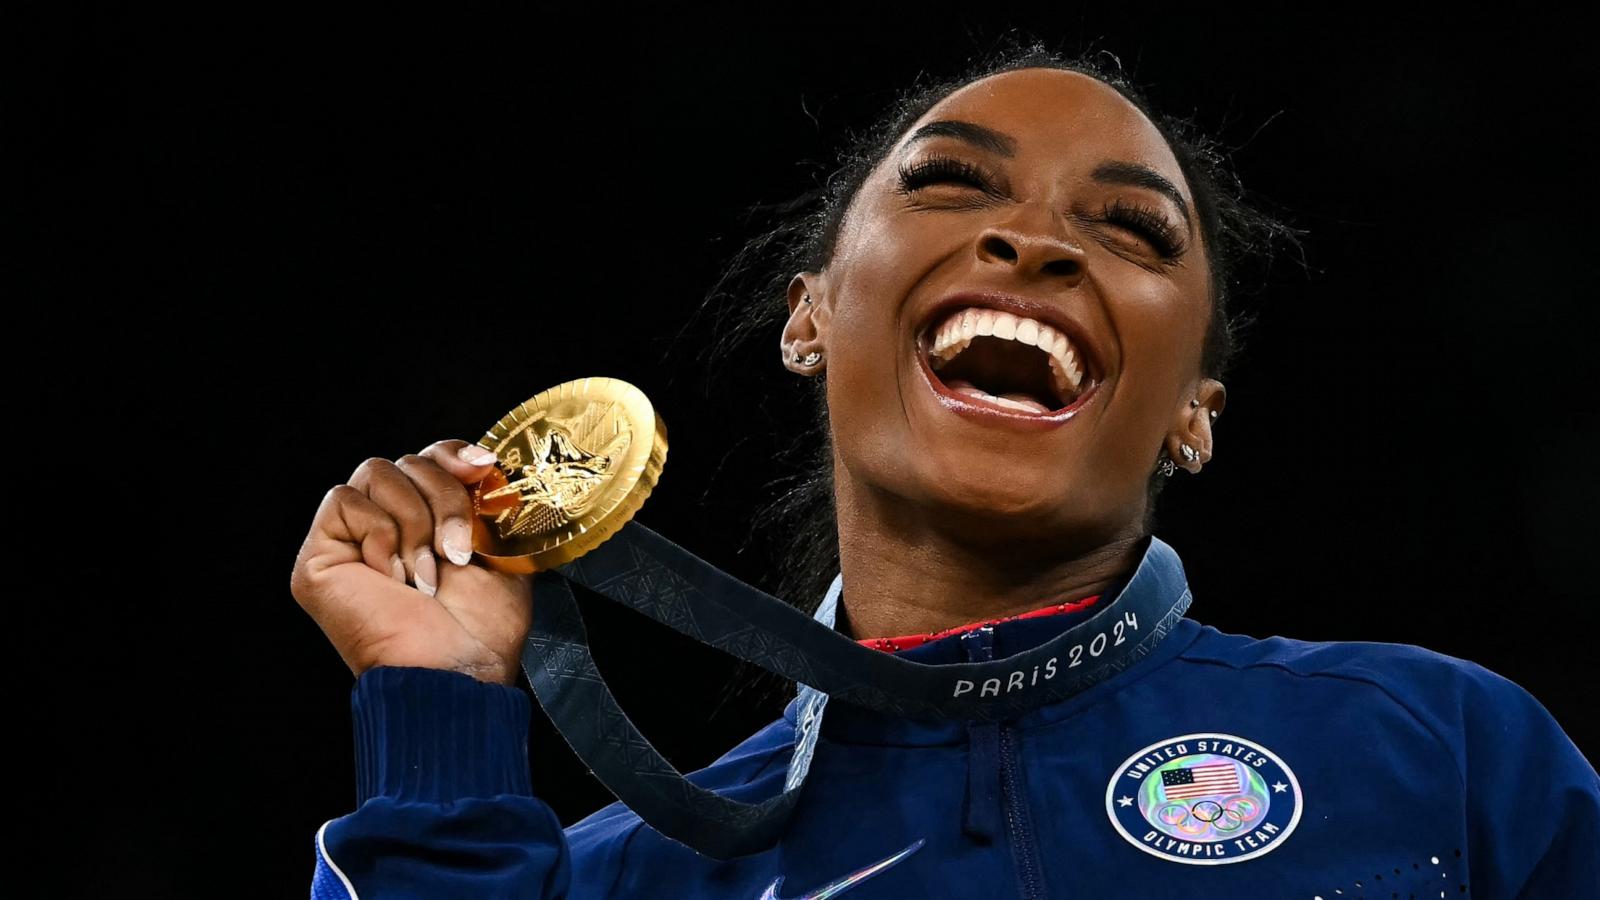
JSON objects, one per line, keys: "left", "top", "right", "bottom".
{"left": 310, "top": 666, "right": 573, "bottom": 900}
{"left": 1456, "top": 661, "right": 1600, "bottom": 899}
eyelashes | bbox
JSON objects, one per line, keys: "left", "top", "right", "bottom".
{"left": 895, "top": 155, "right": 1003, "bottom": 197}
{"left": 894, "top": 153, "right": 1189, "bottom": 259}
{"left": 1098, "top": 196, "right": 1187, "bottom": 258}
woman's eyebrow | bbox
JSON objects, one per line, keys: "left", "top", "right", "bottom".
{"left": 903, "top": 119, "right": 1019, "bottom": 157}
{"left": 903, "top": 119, "right": 1193, "bottom": 234}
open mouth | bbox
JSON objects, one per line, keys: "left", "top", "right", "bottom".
{"left": 917, "top": 307, "right": 1101, "bottom": 415}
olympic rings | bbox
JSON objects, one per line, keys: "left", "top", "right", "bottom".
{"left": 1155, "top": 802, "right": 1190, "bottom": 826}
{"left": 1140, "top": 768, "right": 1274, "bottom": 843}
{"left": 1223, "top": 795, "right": 1259, "bottom": 822}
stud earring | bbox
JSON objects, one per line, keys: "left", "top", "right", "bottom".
{"left": 795, "top": 350, "right": 822, "bottom": 366}
{"left": 1156, "top": 455, "right": 1176, "bottom": 477}
{"left": 1180, "top": 443, "right": 1199, "bottom": 463}
{"left": 803, "top": 293, "right": 813, "bottom": 304}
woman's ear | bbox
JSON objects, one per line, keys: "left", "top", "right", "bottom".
{"left": 781, "top": 272, "right": 829, "bottom": 375}
{"left": 1165, "top": 378, "right": 1227, "bottom": 474}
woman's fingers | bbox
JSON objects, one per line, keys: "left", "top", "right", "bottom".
{"left": 418, "top": 438, "right": 503, "bottom": 560}
{"left": 308, "top": 484, "right": 403, "bottom": 584}
{"left": 395, "top": 451, "right": 479, "bottom": 570}
{"left": 290, "top": 438, "right": 533, "bottom": 684}
{"left": 338, "top": 440, "right": 500, "bottom": 593}
{"left": 293, "top": 483, "right": 457, "bottom": 676}
{"left": 348, "top": 457, "right": 442, "bottom": 596}
{"left": 423, "top": 439, "right": 501, "bottom": 484}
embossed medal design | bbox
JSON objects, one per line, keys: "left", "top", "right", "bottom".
{"left": 468, "top": 377, "right": 667, "bottom": 573}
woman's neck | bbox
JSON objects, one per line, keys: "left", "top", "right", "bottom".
{"left": 833, "top": 483, "right": 1146, "bottom": 641}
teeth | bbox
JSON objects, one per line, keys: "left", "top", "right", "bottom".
{"left": 926, "top": 306, "right": 1088, "bottom": 399}
{"left": 947, "top": 380, "right": 1052, "bottom": 414}
{"left": 1015, "top": 318, "right": 1038, "bottom": 345}
{"left": 975, "top": 310, "right": 996, "bottom": 336}
{"left": 930, "top": 315, "right": 972, "bottom": 367}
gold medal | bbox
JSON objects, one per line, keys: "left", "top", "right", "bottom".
{"left": 467, "top": 377, "right": 667, "bottom": 574}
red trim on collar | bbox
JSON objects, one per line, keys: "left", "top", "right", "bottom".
{"left": 855, "top": 594, "right": 1103, "bottom": 654}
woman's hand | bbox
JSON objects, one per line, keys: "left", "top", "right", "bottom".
{"left": 290, "top": 439, "right": 533, "bottom": 686}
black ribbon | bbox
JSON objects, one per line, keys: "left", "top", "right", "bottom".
{"left": 523, "top": 521, "right": 1191, "bottom": 859}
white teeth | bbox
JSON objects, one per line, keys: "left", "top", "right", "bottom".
{"left": 930, "top": 316, "right": 973, "bottom": 369}
{"left": 992, "top": 312, "right": 1017, "bottom": 340}
{"left": 1052, "top": 332, "right": 1082, "bottom": 387}
{"left": 1015, "top": 318, "right": 1038, "bottom": 345}
{"left": 948, "top": 381, "right": 1052, "bottom": 414}
{"left": 925, "top": 306, "right": 1089, "bottom": 398}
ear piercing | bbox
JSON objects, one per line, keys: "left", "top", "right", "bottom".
{"left": 794, "top": 293, "right": 819, "bottom": 367}
{"left": 1156, "top": 442, "right": 1202, "bottom": 477}
{"left": 1157, "top": 401, "right": 1215, "bottom": 476}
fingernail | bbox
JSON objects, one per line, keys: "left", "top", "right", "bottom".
{"left": 415, "top": 548, "right": 437, "bottom": 597}
{"left": 457, "top": 445, "right": 497, "bottom": 466}
{"left": 441, "top": 518, "right": 473, "bottom": 566}
{"left": 390, "top": 554, "right": 405, "bottom": 583}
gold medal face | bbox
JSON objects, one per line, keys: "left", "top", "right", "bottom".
{"left": 468, "top": 377, "right": 667, "bottom": 574}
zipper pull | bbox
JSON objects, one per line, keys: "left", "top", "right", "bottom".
{"left": 960, "top": 627, "right": 1002, "bottom": 844}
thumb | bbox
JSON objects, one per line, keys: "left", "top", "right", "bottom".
{"left": 420, "top": 438, "right": 502, "bottom": 485}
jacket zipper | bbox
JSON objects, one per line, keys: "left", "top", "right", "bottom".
{"left": 962, "top": 627, "right": 1047, "bottom": 899}
{"left": 999, "top": 725, "right": 1046, "bottom": 900}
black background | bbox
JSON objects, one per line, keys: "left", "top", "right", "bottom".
{"left": 34, "top": 6, "right": 1597, "bottom": 896}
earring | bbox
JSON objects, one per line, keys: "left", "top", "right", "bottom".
{"left": 1189, "top": 399, "right": 1199, "bottom": 408}
{"left": 1179, "top": 443, "right": 1198, "bottom": 463}
{"left": 1156, "top": 455, "right": 1176, "bottom": 477}
{"left": 795, "top": 350, "right": 822, "bottom": 366}
{"left": 803, "top": 293, "right": 813, "bottom": 304}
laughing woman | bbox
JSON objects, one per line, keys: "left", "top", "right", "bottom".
{"left": 290, "top": 45, "right": 1599, "bottom": 899}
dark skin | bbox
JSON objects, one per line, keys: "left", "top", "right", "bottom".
{"left": 289, "top": 67, "right": 1225, "bottom": 686}
{"left": 779, "top": 68, "right": 1225, "bottom": 641}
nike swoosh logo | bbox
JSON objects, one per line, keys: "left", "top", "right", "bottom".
{"left": 757, "top": 838, "right": 925, "bottom": 900}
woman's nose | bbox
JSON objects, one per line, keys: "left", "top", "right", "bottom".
{"left": 974, "top": 205, "right": 1086, "bottom": 282}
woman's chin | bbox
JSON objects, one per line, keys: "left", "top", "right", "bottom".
{"left": 918, "top": 475, "right": 1084, "bottom": 525}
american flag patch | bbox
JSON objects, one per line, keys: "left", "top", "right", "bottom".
{"left": 1160, "top": 763, "right": 1241, "bottom": 800}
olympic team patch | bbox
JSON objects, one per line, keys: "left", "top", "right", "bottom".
{"left": 1105, "top": 732, "right": 1302, "bottom": 865}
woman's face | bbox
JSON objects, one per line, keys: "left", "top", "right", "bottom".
{"left": 784, "top": 67, "right": 1224, "bottom": 549}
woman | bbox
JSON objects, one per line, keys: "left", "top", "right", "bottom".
{"left": 290, "top": 45, "right": 1598, "bottom": 898}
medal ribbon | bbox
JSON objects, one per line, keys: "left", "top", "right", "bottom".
{"left": 523, "top": 521, "right": 1192, "bottom": 859}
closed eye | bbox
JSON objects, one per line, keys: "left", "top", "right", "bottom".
{"left": 895, "top": 155, "right": 1005, "bottom": 198}
{"left": 1098, "top": 197, "right": 1187, "bottom": 258}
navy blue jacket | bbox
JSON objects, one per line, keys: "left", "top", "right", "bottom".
{"left": 310, "top": 540, "right": 1598, "bottom": 899}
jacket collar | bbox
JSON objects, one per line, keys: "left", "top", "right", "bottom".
{"left": 783, "top": 533, "right": 1202, "bottom": 746}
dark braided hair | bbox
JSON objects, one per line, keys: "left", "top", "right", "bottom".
{"left": 682, "top": 35, "right": 1304, "bottom": 716}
